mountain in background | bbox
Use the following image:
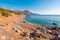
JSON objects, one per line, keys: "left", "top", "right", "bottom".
{"left": 0, "top": 8, "right": 40, "bottom": 17}
{"left": 23, "top": 10, "right": 41, "bottom": 16}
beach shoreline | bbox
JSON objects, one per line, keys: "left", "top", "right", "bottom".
{"left": 22, "top": 15, "right": 40, "bottom": 26}
{"left": 0, "top": 8, "right": 60, "bottom": 40}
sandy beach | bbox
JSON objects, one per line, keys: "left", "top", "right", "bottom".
{"left": 0, "top": 13, "right": 39, "bottom": 40}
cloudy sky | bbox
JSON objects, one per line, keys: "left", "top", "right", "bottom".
{"left": 0, "top": 0, "right": 60, "bottom": 15}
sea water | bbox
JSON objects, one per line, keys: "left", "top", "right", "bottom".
{"left": 24, "top": 14, "right": 60, "bottom": 28}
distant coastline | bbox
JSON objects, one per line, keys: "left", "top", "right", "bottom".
{"left": 23, "top": 14, "right": 60, "bottom": 28}
{"left": 23, "top": 15, "right": 39, "bottom": 25}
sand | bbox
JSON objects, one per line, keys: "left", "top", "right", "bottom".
{"left": 0, "top": 13, "right": 60, "bottom": 40}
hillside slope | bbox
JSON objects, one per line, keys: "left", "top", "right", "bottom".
{"left": 0, "top": 8, "right": 60, "bottom": 40}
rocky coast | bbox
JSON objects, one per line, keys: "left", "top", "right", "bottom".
{"left": 0, "top": 8, "right": 60, "bottom": 40}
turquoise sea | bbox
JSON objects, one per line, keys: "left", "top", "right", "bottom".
{"left": 24, "top": 14, "right": 60, "bottom": 28}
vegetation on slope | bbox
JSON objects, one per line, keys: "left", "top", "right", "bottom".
{"left": 0, "top": 8, "right": 23, "bottom": 17}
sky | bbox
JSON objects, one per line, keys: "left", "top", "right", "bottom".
{"left": 0, "top": 0, "right": 60, "bottom": 15}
